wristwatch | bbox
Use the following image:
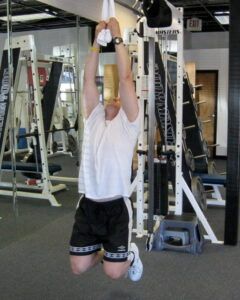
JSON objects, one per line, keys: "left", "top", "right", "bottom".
{"left": 113, "top": 37, "right": 123, "bottom": 45}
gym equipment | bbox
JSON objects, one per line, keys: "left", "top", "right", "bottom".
{"left": 152, "top": 214, "right": 204, "bottom": 254}
{"left": 182, "top": 74, "right": 209, "bottom": 173}
{"left": 198, "top": 173, "right": 226, "bottom": 186}
{"left": 68, "top": 134, "right": 78, "bottom": 154}
{"left": 153, "top": 157, "right": 168, "bottom": 216}
{"left": 50, "top": 60, "right": 78, "bottom": 156}
{"left": 17, "top": 123, "right": 75, "bottom": 140}
{"left": 0, "top": 35, "right": 68, "bottom": 207}
{"left": 0, "top": 48, "right": 20, "bottom": 163}
{"left": 40, "top": 61, "right": 63, "bottom": 144}
{"left": 17, "top": 56, "right": 77, "bottom": 161}
{"left": 207, "top": 161, "right": 217, "bottom": 175}
{"left": 27, "top": 51, "right": 77, "bottom": 157}
{"left": 17, "top": 128, "right": 28, "bottom": 149}
{"left": 225, "top": 0, "right": 240, "bottom": 245}
{"left": 51, "top": 141, "right": 58, "bottom": 153}
{"left": 143, "top": 40, "right": 193, "bottom": 214}
{"left": 143, "top": 0, "right": 172, "bottom": 28}
{"left": 130, "top": 10, "right": 222, "bottom": 244}
{"left": 195, "top": 173, "right": 226, "bottom": 207}
{"left": 191, "top": 176, "right": 207, "bottom": 211}
{"left": 185, "top": 149, "right": 195, "bottom": 172}
{"left": 1, "top": 161, "right": 61, "bottom": 175}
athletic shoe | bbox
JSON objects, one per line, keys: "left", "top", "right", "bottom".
{"left": 128, "top": 243, "right": 143, "bottom": 282}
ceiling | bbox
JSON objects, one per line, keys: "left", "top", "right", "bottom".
{"left": 118, "top": 0, "right": 230, "bottom": 32}
{"left": 165, "top": 0, "right": 229, "bottom": 32}
{"left": 0, "top": 0, "right": 230, "bottom": 33}
{"left": 0, "top": 0, "right": 97, "bottom": 33}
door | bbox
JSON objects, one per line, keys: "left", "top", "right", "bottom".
{"left": 196, "top": 71, "right": 218, "bottom": 158}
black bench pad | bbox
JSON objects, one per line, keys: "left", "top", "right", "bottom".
{"left": 195, "top": 173, "right": 226, "bottom": 186}
{"left": 1, "top": 162, "right": 61, "bottom": 175}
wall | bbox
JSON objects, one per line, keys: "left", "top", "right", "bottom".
{"left": 0, "top": 27, "right": 91, "bottom": 70}
{"left": 184, "top": 31, "right": 229, "bottom": 156}
{"left": 185, "top": 31, "right": 229, "bottom": 50}
{"left": 184, "top": 48, "right": 229, "bottom": 156}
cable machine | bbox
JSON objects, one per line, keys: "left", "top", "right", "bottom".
{"left": 128, "top": 0, "right": 222, "bottom": 248}
{"left": 0, "top": 35, "right": 68, "bottom": 207}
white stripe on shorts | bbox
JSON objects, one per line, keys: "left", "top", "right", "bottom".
{"left": 124, "top": 197, "right": 133, "bottom": 253}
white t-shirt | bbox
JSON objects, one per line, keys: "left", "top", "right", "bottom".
{"left": 78, "top": 103, "right": 140, "bottom": 200}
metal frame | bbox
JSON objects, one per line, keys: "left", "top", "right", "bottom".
{"left": 205, "top": 183, "right": 226, "bottom": 207}
{"left": 175, "top": 8, "right": 184, "bottom": 215}
{"left": 0, "top": 35, "right": 67, "bottom": 207}
{"left": 36, "top": 54, "right": 75, "bottom": 157}
{"left": 131, "top": 25, "right": 148, "bottom": 237}
{"left": 129, "top": 3, "right": 222, "bottom": 244}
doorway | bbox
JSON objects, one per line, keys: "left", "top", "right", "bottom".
{"left": 196, "top": 70, "right": 218, "bottom": 158}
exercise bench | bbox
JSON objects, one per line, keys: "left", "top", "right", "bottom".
{"left": 196, "top": 173, "right": 226, "bottom": 207}
{"left": 0, "top": 162, "right": 65, "bottom": 207}
{"left": 1, "top": 161, "right": 62, "bottom": 175}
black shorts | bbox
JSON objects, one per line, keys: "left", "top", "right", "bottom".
{"left": 69, "top": 196, "right": 133, "bottom": 262}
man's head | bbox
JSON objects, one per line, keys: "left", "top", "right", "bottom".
{"left": 105, "top": 97, "right": 121, "bottom": 121}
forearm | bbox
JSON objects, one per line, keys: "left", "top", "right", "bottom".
{"left": 82, "top": 41, "right": 101, "bottom": 118}
{"left": 84, "top": 41, "right": 100, "bottom": 82}
{"left": 115, "top": 43, "right": 132, "bottom": 82}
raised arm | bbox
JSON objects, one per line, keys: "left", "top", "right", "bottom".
{"left": 107, "top": 18, "right": 139, "bottom": 122}
{"left": 83, "top": 21, "right": 106, "bottom": 118}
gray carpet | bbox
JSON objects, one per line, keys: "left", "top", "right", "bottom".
{"left": 1, "top": 157, "right": 240, "bottom": 300}
{"left": 0, "top": 212, "right": 240, "bottom": 300}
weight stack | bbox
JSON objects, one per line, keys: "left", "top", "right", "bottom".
{"left": 154, "top": 157, "right": 168, "bottom": 216}
{"left": 144, "top": 41, "right": 194, "bottom": 213}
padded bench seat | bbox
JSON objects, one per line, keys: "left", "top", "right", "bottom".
{"left": 195, "top": 173, "right": 226, "bottom": 186}
{"left": 1, "top": 161, "right": 62, "bottom": 175}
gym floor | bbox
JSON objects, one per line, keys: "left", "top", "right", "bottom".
{"left": 0, "top": 156, "right": 239, "bottom": 300}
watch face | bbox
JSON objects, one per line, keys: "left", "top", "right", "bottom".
{"left": 114, "top": 37, "right": 123, "bottom": 45}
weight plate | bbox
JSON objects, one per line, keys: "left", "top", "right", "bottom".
{"left": 68, "top": 134, "right": 77, "bottom": 154}
{"left": 189, "top": 84, "right": 194, "bottom": 95}
{"left": 5, "top": 135, "right": 10, "bottom": 151}
{"left": 208, "top": 161, "right": 217, "bottom": 175}
{"left": 197, "top": 119, "right": 203, "bottom": 131}
{"left": 182, "top": 128, "right": 186, "bottom": 140}
{"left": 203, "top": 139, "right": 210, "bottom": 157}
{"left": 62, "top": 117, "right": 71, "bottom": 132}
{"left": 185, "top": 149, "right": 195, "bottom": 172}
{"left": 193, "top": 100, "right": 198, "bottom": 113}
{"left": 191, "top": 176, "right": 207, "bottom": 211}
{"left": 52, "top": 141, "right": 58, "bottom": 153}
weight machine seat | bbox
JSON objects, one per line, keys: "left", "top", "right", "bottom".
{"left": 1, "top": 161, "right": 62, "bottom": 175}
{"left": 195, "top": 173, "right": 226, "bottom": 186}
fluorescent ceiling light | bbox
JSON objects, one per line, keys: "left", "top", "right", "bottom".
{"left": 0, "top": 13, "right": 56, "bottom": 22}
{"left": 214, "top": 11, "right": 229, "bottom": 15}
{"left": 214, "top": 15, "right": 229, "bottom": 25}
{"left": 214, "top": 11, "right": 229, "bottom": 25}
